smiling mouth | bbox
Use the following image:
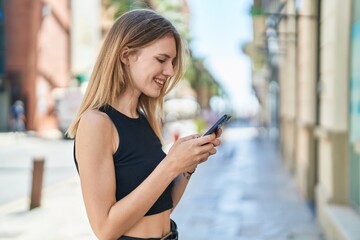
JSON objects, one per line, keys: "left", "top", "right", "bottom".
{"left": 154, "top": 78, "right": 165, "bottom": 86}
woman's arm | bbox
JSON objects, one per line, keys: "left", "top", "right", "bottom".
{"left": 76, "top": 110, "right": 217, "bottom": 240}
{"left": 76, "top": 110, "right": 179, "bottom": 239}
{"left": 170, "top": 170, "right": 195, "bottom": 212}
{"left": 170, "top": 129, "right": 222, "bottom": 211}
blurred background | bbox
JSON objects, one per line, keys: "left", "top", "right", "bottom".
{"left": 0, "top": 0, "right": 360, "bottom": 239}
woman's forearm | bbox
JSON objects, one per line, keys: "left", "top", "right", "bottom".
{"left": 170, "top": 169, "right": 195, "bottom": 211}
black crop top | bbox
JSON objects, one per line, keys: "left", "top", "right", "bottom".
{"left": 74, "top": 105, "right": 173, "bottom": 216}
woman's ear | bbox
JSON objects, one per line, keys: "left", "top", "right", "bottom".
{"left": 120, "top": 47, "right": 130, "bottom": 65}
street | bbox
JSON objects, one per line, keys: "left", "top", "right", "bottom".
{"left": 0, "top": 120, "right": 326, "bottom": 239}
{"left": 172, "top": 121, "right": 325, "bottom": 239}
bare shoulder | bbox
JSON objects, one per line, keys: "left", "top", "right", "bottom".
{"left": 75, "top": 109, "right": 114, "bottom": 166}
{"left": 76, "top": 109, "right": 113, "bottom": 152}
{"left": 77, "top": 109, "right": 112, "bottom": 135}
{"left": 80, "top": 109, "right": 110, "bottom": 126}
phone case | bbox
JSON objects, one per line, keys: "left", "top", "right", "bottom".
{"left": 202, "top": 114, "right": 231, "bottom": 136}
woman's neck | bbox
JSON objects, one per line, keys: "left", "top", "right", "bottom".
{"left": 114, "top": 89, "right": 140, "bottom": 118}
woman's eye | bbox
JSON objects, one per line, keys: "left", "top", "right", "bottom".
{"left": 157, "top": 58, "right": 166, "bottom": 63}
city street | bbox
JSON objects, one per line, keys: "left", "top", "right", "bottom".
{"left": 172, "top": 121, "right": 325, "bottom": 239}
{"left": 0, "top": 120, "right": 326, "bottom": 239}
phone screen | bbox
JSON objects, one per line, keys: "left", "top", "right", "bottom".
{"left": 202, "top": 114, "right": 231, "bottom": 136}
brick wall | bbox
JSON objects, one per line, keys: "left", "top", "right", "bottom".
{"left": 5, "top": 0, "right": 70, "bottom": 131}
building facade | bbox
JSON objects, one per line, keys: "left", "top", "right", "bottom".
{"left": 250, "top": 0, "right": 360, "bottom": 239}
{"left": 2, "top": 0, "right": 71, "bottom": 133}
{"left": 0, "top": 0, "right": 103, "bottom": 136}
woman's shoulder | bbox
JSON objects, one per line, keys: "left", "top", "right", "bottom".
{"left": 81, "top": 108, "right": 109, "bottom": 122}
{"left": 78, "top": 109, "right": 113, "bottom": 134}
{"left": 75, "top": 109, "right": 115, "bottom": 169}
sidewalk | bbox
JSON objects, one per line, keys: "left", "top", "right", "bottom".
{"left": 0, "top": 177, "right": 94, "bottom": 240}
{"left": 172, "top": 125, "right": 325, "bottom": 240}
{"left": 0, "top": 132, "right": 92, "bottom": 240}
{"left": 0, "top": 124, "right": 326, "bottom": 240}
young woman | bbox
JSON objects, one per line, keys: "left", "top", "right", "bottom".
{"left": 67, "top": 9, "right": 222, "bottom": 240}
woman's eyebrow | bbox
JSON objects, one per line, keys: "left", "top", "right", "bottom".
{"left": 157, "top": 53, "right": 175, "bottom": 59}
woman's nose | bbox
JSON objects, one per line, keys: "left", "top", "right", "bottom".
{"left": 163, "top": 62, "right": 174, "bottom": 77}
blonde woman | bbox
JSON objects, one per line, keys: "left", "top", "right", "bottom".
{"left": 67, "top": 9, "right": 221, "bottom": 240}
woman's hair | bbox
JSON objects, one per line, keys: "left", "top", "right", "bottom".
{"left": 67, "top": 9, "right": 187, "bottom": 140}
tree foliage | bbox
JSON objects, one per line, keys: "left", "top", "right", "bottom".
{"left": 105, "top": 0, "right": 151, "bottom": 17}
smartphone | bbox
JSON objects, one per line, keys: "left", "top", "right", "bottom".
{"left": 202, "top": 114, "right": 231, "bottom": 136}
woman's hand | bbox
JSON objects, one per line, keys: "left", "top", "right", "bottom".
{"left": 198, "top": 128, "right": 222, "bottom": 164}
{"left": 211, "top": 128, "right": 222, "bottom": 147}
{"left": 166, "top": 128, "right": 223, "bottom": 174}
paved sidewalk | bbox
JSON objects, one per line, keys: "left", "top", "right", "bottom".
{"left": 0, "top": 125, "right": 326, "bottom": 240}
{"left": 0, "top": 177, "right": 94, "bottom": 240}
{"left": 171, "top": 126, "right": 326, "bottom": 240}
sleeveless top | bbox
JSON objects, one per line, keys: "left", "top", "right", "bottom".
{"left": 74, "top": 105, "right": 173, "bottom": 216}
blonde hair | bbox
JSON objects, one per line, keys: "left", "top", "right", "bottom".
{"left": 67, "top": 9, "right": 187, "bottom": 140}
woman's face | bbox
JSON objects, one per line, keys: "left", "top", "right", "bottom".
{"left": 127, "top": 35, "right": 177, "bottom": 98}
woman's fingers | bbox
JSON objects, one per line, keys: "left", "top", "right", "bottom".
{"left": 181, "top": 129, "right": 222, "bottom": 147}
{"left": 211, "top": 138, "right": 221, "bottom": 147}
{"left": 198, "top": 148, "right": 217, "bottom": 162}
{"left": 169, "top": 131, "right": 222, "bottom": 172}
{"left": 209, "top": 148, "right": 217, "bottom": 155}
{"left": 194, "top": 133, "right": 216, "bottom": 146}
{"left": 216, "top": 128, "right": 223, "bottom": 138}
{"left": 178, "top": 134, "right": 200, "bottom": 143}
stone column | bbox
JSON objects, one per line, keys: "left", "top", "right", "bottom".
{"left": 295, "top": 0, "right": 318, "bottom": 201}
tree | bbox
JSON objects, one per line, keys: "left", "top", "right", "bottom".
{"left": 105, "top": 0, "right": 151, "bottom": 17}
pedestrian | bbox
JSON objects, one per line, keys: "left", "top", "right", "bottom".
{"left": 10, "top": 100, "right": 26, "bottom": 132}
{"left": 67, "top": 9, "right": 222, "bottom": 240}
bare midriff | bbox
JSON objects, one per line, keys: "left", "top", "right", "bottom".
{"left": 123, "top": 209, "right": 172, "bottom": 238}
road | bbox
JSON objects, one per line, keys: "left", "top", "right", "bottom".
{"left": 171, "top": 121, "right": 325, "bottom": 239}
